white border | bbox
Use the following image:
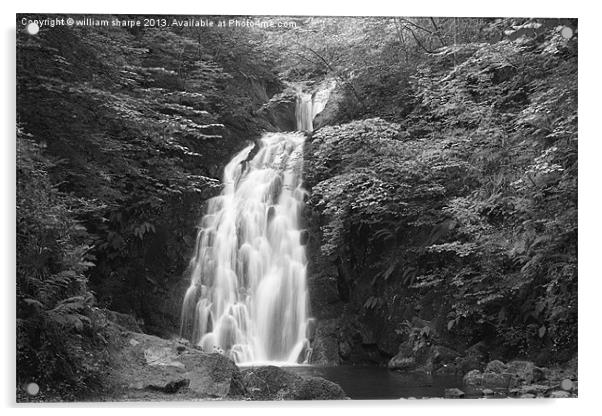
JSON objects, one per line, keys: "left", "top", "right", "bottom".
{"left": 2, "top": 1, "right": 599, "bottom": 415}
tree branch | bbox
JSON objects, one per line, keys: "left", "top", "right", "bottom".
{"left": 291, "top": 40, "right": 365, "bottom": 107}
{"left": 405, "top": 25, "right": 437, "bottom": 54}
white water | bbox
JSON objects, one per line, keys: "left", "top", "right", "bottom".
{"left": 296, "top": 93, "right": 314, "bottom": 132}
{"left": 295, "top": 80, "right": 336, "bottom": 133}
{"left": 180, "top": 95, "right": 318, "bottom": 364}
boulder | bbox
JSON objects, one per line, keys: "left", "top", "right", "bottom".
{"left": 292, "top": 376, "right": 346, "bottom": 400}
{"left": 109, "top": 332, "right": 347, "bottom": 401}
{"left": 387, "top": 337, "right": 428, "bottom": 372}
{"left": 463, "top": 369, "right": 483, "bottom": 387}
{"left": 483, "top": 372, "right": 512, "bottom": 388}
{"left": 560, "top": 379, "right": 574, "bottom": 391}
{"left": 110, "top": 332, "right": 242, "bottom": 399}
{"left": 240, "top": 366, "right": 346, "bottom": 400}
{"left": 463, "top": 369, "right": 511, "bottom": 391}
{"left": 444, "top": 388, "right": 465, "bottom": 398}
{"left": 388, "top": 342, "right": 461, "bottom": 374}
{"left": 506, "top": 360, "right": 545, "bottom": 384}
{"left": 144, "top": 345, "right": 185, "bottom": 368}
{"left": 185, "top": 353, "right": 241, "bottom": 397}
{"left": 313, "top": 83, "right": 341, "bottom": 130}
{"left": 240, "top": 366, "right": 300, "bottom": 400}
{"left": 465, "top": 359, "right": 545, "bottom": 391}
{"left": 549, "top": 390, "right": 571, "bottom": 398}
{"left": 485, "top": 359, "right": 508, "bottom": 374}
{"left": 388, "top": 355, "right": 417, "bottom": 371}
{"left": 127, "top": 373, "right": 189, "bottom": 393}
{"left": 463, "top": 358, "right": 572, "bottom": 398}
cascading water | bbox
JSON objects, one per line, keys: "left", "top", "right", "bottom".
{"left": 295, "top": 80, "right": 335, "bottom": 133}
{"left": 296, "top": 93, "right": 314, "bottom": 132}
{"left": 180, "top": 92, "right": 319, "bottom": 365}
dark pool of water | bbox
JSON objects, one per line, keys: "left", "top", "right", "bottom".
{"left": 285, "top": 366, "right": 464, "bottom": 400}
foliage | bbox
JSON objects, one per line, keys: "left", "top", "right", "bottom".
{"left": 265, "top": 17, "right": 503, "bottom": 122}
{"left": 16, "top": 17, "right": 284, "bottom": 397}
{"left": 17, "top": 129, "right": 109, "bottom": 398}
{"left": 16, "top": 19, "right": 281, "bottom": 337}
{"left": 306, "top": 20, "right": 577, "bottom": 363}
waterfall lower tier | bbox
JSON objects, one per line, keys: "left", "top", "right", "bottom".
{"left": 180, "top": 132, "right": 311, "bottom": 364}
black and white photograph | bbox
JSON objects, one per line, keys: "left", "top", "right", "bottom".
{"left": 12, "top": 7, "right": 582, "bottom": 406}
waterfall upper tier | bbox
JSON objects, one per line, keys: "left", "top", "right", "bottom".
{"left": 294, "top": 80, "right": 336, "bottom": 132}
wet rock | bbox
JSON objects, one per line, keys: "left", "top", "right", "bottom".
{"left": 144, "top": 346, "right": 185, "bottom": 368}
{"left": 506, "top": 360, "right": 545, "bottom": 384}
{"left": 485, "top": 360, "right": 508, "bottom": 374}
{"left": 549, "top": 390, "right": 571, "bottom": 398}
{"left": 481, "top": 388, "right": 494, "bottom": 396}
{"left": 388, "top": 338, "right": 421, "bottom": 371}
{"left": 339, "top": 341, "right": 352, "bottom": 360}
{"left": 110, "top": 332, "right": 242, "bottom": 399}
{"left": 520, "top": 393, "right": 536, "bottom": 399}
{"left": 445, "top": 388, "right": 465, "bottom": 398}
{"left": 127, "top": 373, "right": 189, "bottom": 393}
{"left": 240, "top": 366, "right": 346, "bottom": 400}
{"left": 465, "top": 359, "right": 546, "bottom": 393}
{"left": 300, "top": 229, "right": 310, "bottom": 245}
{"left": 388, "top": 355, "right": 417, "bottom": 371}
{"left": 185, "top": 353, "right": 241, "bottom": 397}
{"left": 388, "top": 337, "right": 438, "bottom": 372}
{"left": 310, "top": 319, "right": 341, "bottom": 365}
{"left": 313, "top": 83, "right": 341, "bottom": 130}
{"left": 509, "top": 384, "right": 549, "bottom": 397}
{"left": 560, "top": 379, "right": 574, "bottom": 391}
{"left": 544, "top": 366, "right": 577, "bottom": 385}
{"left": 433, "top": 364, "right": 459, "bottom": 376}
{"left": 151, "top": 278, "right": 192, "bottom": 339}
{"left": 241, "top": 366, "right": 300, "bottom": 400}
{"left": 257, "top": 90, "right": 297, "bottom": 131}
{"left": 463, "top": 369, "right": 484, "bottom": 386}
{"left": 463, "top": 369, "right": 511, "bottom": 391}
{"left": 293, "top": 376, "right": 346, "bottom": 400}
{"left": 483, "top": 372, "right": 512, "bottom": 388}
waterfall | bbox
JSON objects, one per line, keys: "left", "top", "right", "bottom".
{"left": 295, "top": 80, "right": 335, "bottom": 132}
{"left": 180, "top": 95, "right": 315, "bottom": 364}
{"left": 296, "top": 93, "right": 314, "bottom": 132}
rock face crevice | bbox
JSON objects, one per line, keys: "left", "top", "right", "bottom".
{"left": 257, "top": 89, "right": 298, "bottom": 132}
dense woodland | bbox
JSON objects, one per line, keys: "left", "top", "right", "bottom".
{"left": 16, "top": 15, "right": 577, "bottom": 399}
